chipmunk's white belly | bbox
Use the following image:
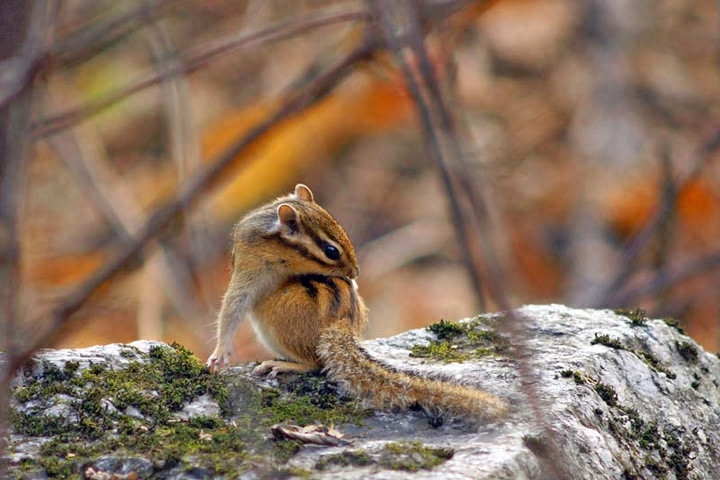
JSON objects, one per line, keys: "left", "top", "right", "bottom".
{"left": 239, "top": 269, "right": 287, "bottom": 355}
{"left": 248, "top": 313, "right": 288, "bottom": 359}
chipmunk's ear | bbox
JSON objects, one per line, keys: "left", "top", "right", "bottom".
{"left": 294, "top": 184, "right": 314, "bottom": 203}
{"left": 277, "top": 203, "right": 300, "bottom": 234}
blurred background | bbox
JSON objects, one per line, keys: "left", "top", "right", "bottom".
{"left": 7, "top": 0, "right": 720, "bottom": 363}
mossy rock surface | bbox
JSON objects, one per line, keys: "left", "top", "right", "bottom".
{"left": 5, "top": 341, "right": 369, "bottom": 478}
{"left": 4, "top": 305, "right": 720, "bottom": 479}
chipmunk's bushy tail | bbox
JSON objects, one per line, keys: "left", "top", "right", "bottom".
{"left": 316, "top": 322, "right": 507, "bottom": 424}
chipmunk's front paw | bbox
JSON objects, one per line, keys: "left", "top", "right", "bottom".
{"left": 206, "top": 351, "right": 231, "bottom": 372}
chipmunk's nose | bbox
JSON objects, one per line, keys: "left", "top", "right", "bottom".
{"left": 348, "top": 265, "right": 359, "bottom": 279}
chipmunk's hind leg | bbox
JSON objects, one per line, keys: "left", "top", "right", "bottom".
{"left": 253, "top": 360, "right": 318, "bottom": 379}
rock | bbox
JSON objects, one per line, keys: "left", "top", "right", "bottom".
{"left": 84, "top": 456, "right": 154, "bottom": 478}
{"left": 3, "top": 305, "right": 719, "bottom": 479}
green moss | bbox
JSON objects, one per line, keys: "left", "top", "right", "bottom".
{"left": 273, "top": 439, "right": 303, "bottom": 463}
{"left": 597, "top": 384, "right": 694, "bottom": 479}
{"left": 614, "top": 307, "right": 648, "bottom": 326}
{"left": 265, "top": 389, "right": 359, "bottom": 426}
{"left": 644, "top": 456, "right": 667, "bottom": 476}
{"left": 676, "top": 341, "right": 698, "bottom": 363}
{"left": 10, "top": 411, "right": 68, "bottom": 437}
{"left": 279, "top": 466, "right": 314, "bottom": 479}
{"left": 617, "top": 406, "right": 661, "bottom": 450}
{"left": 259, "top": 372, "right": 369, "bottom": 426}
{"left": 594, "top": 382, "right": 618, "bottom": 407}
{"left": 410, "top": 340, "right": 470, "bottom": 363}
{"left": 591, "top": 334, "right": 624, "bottom": 349}
{"left": 10, "top": 343, "right": 369, "bottom": 478}
{"left": 120, "top": 347, "right": 139, "bottom": 359}
{"left": 379, "top": 441, "right": 454, "bottom": 472}
{"left": 316, "top": 450, "right": 373, "bottom": 470}
{"left": 412, "top": 318, "right": 508, "bottom": 363}
{"left": 39, "top": 457, "right": 74, "bottom": 478}
{"left": 589, "top": 332, "right": 676, "bottom": 380}
{"left": 666, "top": 430, "right": 693, "bottom": 480}
{"left": 315, "top": 442, "right": 452, "bottom": 473}
{"left": 427, "top": 319, "right": 465, "bottom": 340}
{"left": 662, "top": 317, "right": 686, "bottom": 335}
{"left": 467, "top": 329, "right": 506, "bottom": 347}
{"left": 63, "top": 360, "right": 80, "bottom": 376}
{"left": 13, "top": 387, "right": 31, "bottom": 404}
{"left": 560, "top": 369, "right": 586, "bottom": 384}
{"left": 42, "top": 360, "right": 73, "bottom": 383}
{"left": 636, "top": 351, "right": 676, "bottom": 379}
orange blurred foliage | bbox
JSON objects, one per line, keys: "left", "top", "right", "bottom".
{"left": 202, "top": 72, "right": 414, "bottom": 222}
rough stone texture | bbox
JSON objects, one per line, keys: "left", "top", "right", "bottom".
{"left": 3, "top": 305, "right": 720, "bottom": 479}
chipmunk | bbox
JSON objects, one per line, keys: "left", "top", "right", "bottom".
{"left": 206, "top": 184, "right": 506, "bottom": 424}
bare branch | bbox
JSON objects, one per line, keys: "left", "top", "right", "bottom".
{"left": 45, "top": 132, "right": 135, "bottom": 242}
{"left": 370, "top": 0, "right": 488, "bottom": 309}
{"left": 0, "top": 1, "right": 59, "bottom": 106}
{"left": 142, "top": 16, "right": 210, "bottom": 332}
{"left": 33, "top": 7, "right": 370, "bottom": 138}
{"left": 50, "top": 0, "right": 183, "bottom": 68}
{"left": 594, "top": 126, "right": 720, "bottom": 306}
{"left": 651, "top": 146, "right": 678, "bottom": 311}
{"left": 370, "top": 2, "right": 570, "bottom": 477}
{"left": 3, "top": 39, "right": 375, "bottom": 382}
{"left": 612, "top": 252, "right": 720, "bottom": 306}
{"left": 0, "top": 0, "right": 58, "bottom": 471}
{"left": 3, "top": 0, "right": 490, "bottom": 385}
{"left": 44, "top": 108, "right": 208, "bottom": 332}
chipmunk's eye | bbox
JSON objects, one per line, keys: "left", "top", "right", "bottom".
{"left": 322, "top": 243, "right": 340, "bottom": 261}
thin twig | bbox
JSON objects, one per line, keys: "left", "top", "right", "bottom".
{"left": 141, "top": 14, "right": 210, "bottom": 334}
{"left": 0, "top": 1, "right": 184, "bottom": 109}
{"left": 406, "top": 0, "right": 515, "bottom": 312}
{"left": 47, "top": 118, "right": 208, "bottom": 327}
{"left": 0, "top": 0, "right": 60, "bottom": 106}
{"left": 2, "top": 40, "right": 375, "bottom": 383}
{"left": 652, "top": 146, "right": 678, "bottom": 312}
{"left": 404, "top": 0, "right": 502, "bottom": 309}
{"left": 45, "top": 133, "right": 135, "bottom": 243}
{"left": 370, "top": 0, "right": 487, "bottom": 309}
{"left": 151, "top": 9, "right": 221, "bottom": 318}
{"left": 0, "top": 56, "right": 32, "bottom": 480}
{"left": 0, "top": 0, "right": 59, "bottom": 471}
{"left": 50, "top": 0, "right": 184, "bottom": 68}
{"left": 594, "top": 126, "right": 720, "bottom": 306}
{"left": 33, "top": 7, "right": 370, "bottom": 138}
{"left": 373, "top": 2, "right": 569, "bottom": 477}
{"left": 3, "top": 0, "right": 485, "bottom": 383}
{"left": 409, "top": 4, "right": 570, "bottom": 477}
{"left": 612, "top": 252, "right": 720, "bottom": 305}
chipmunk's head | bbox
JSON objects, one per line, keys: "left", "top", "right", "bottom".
{"left": 272, "top": 184, "right": 359, "bottom": 279}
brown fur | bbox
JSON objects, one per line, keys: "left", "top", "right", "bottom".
{"left": 207, "top": 184, "right": 506, "bottom": 423}
{"left": 317, "top": 321, "right": 507, "bottom": 422}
